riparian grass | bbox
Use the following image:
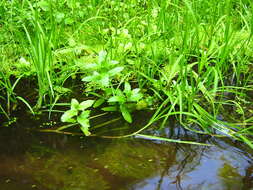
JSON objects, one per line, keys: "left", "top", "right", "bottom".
{"left": 0, "top": 0, "right": 252, "bottom": 146}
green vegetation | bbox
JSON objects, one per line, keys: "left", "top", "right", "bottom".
{"left": 61, "top": 98, "right": 95, "bottom": 136}
{"left": 0, "top": 0, "right": 253, "bottom": 147}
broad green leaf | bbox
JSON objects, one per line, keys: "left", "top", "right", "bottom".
{"left": 93, "top": 98, "right": 105, "bottom": 108}
{"left": 82, "top": 71, "right": 100, "bottom": 82}
{"left": 108, "top": 66, "right": 124, "bottom": 76}
{"left": 124, "top": 82, "right": 131, "bottom": 93}
{"left": 132, "top": 88, "right": 141, "bottom": 95}
{"left": 120, "top": 104, "right": 132, "bottom": 123}
{"left": 136, "top": 100, "right": 148, "bottom": 110}
{"left": 98, "top": 51, "right": 107, "bottom": 64}
{"left": 64, "top": 17, "right": 74, "bottom": 25}
{"left": 115, "top": 88, "right": 124, "bottom": 97}
{"left": 82, "top": 75, "right": 95, "bottom": 82}
{"left": 101, "top": 106, "right": 117, "bottom": 111}
{"left": 110, "top": 60, "right": 119, "bottom": 65}
{"left": 99, "top": 74, "right": 109, "bottom": 87}
{"left": 128, "top": 89, "right": 143, "bottom": 102}
{"left": 61, "top": 109, "right": 78, "bottom": 123}
{"left": 79, "top": 100, "right": 95, "bottom": 110}
{"left": 70, "top": 99, "right": 79, "bottom": 110}
{"left": 105, "top": 88, "right": 113, "bottom": 96}
{"left": 108, "top": 96, "right": 125, "bottom": 103}
{"left": 85, "top": 63, "right": 98, "bottom": 70}
{"left": 79, "top": 110, "right": 91, "bottom": 119}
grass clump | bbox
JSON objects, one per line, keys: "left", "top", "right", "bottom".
{"left": 0, "top": 0, "right": 253, "bottom": 147}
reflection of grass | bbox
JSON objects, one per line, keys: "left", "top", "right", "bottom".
{"left": 25, "top": 151, "right": 109, "bottom": 190}
{"left": 98, "top": 141, "right": 175, "bottom": 179}
{"left": 17, "top": 139, "right": 175, "bottom": 189}
{"left": 29, "top": 144, "right": 56, "bottom": 157}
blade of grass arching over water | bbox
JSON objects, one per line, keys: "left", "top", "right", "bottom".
{"left": 16, "top": 96, "right": 35, "bottom": 115}
{"left": 135, "top": 134, "right": 212, "bottom": 146}
{"left": 237, "top": 134, "right": 253, "bottom": 149}
{"left": 192, "top": 102, "right": 253, "bottom": 146}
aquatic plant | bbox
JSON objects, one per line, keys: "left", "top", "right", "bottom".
{"left": 23, "top": 2, "right": 55, "bottom": 109}
{"left": 0, "top": 71, "right": 33, "bottom": 119}
{"left": 1, "top": 0, "right": 253, "bottom": 147}
{"left": 104, "top": 82, "right": 143, "bottom": 123}
{"left": 61, "top": 99, "right": 94, "bottom": 136}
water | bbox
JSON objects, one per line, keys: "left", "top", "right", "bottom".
{"left": 0, "top": 112, "right": 253, "bottom": 190}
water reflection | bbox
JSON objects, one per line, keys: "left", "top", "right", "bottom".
{"left": 0, "top": 125, "right": 252, "bottom": 190}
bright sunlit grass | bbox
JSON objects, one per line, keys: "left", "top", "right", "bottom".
{"left": 0, "top": 0, "right": 253, "bottom": 146}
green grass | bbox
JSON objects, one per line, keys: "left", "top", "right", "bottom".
{"left": 0, "top": 0, "right": 253, "bottom": 147}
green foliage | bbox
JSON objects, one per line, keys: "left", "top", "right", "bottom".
{"left": 22, "top": 1, "right": 56, "bottom": 109}
{"left": 82, "top": 51, "right": 124, "bottom": 88}
{"left": 0, "top": 70, "right": 34, "bottom": 119}
{"left": 105, "top": 82, "right": 143, "bottom": 123}
{"left": 61, "top": 99, "right": 94, "bottom": 136}
{"left": 1, "top": 0, "right": 253, "bottom": 147}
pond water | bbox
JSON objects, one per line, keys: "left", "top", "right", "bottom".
{"left": 0, "top": 112, "right": 253, "bottom": 190}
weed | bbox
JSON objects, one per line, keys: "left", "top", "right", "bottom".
{"left": 104, "top": 82, "right": 143, "bottom": 123}
{"left": 61, "top": 99, "right": 94, "bottom": 136}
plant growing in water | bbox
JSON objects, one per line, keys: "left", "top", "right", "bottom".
{"left": 103, "top": 82, "right": 143, "bottom": 123}
{"left": 61, "top": 99, "right": 94, "bottom": 136}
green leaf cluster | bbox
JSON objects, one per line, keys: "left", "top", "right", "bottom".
{"left": 61, "top": 99, "right": 94, "bottom": 136}
{"left": 82, "top": 51, "right": 124, "bottom": 88}
{"left": 105, "top": 82, "right": 143, "bottom": 123}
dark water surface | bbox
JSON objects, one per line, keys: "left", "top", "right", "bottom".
{"left": 0, "top": 112, "right": 253, "bottom": 190}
